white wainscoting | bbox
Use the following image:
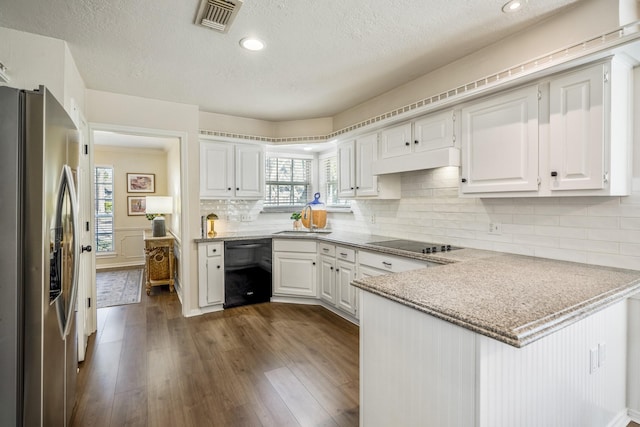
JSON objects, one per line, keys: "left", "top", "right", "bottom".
{"left": 359, "top": 291, "right": 629, "bottom": 427}
{"left": 359, "top": 291, "right": 476, "bottom": 427}
{"left": 476, "top": 300, "right": 628, "bottom": 427}
{"left": 96, "top": 227, "right": 145, "bottom": 270}
{"left": 628, "top": 294, "right": 640, "bottom": 422}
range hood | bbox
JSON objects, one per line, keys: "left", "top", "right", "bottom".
{"left": 372, "top": 147, "right": 460, "bottom": 175}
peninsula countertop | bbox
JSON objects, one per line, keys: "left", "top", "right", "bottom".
{"left": 195, "top": 230, "right": 640, "bottom": 347}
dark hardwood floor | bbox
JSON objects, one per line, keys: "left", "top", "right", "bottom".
{"left": 70, "top": 289, "right": 359, "bottom": 427}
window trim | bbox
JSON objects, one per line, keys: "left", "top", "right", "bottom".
{"left": 264, "top": 152, "right": 315, "bottom": 209}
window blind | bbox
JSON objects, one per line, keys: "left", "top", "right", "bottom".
{"left": 94, "top": 166, "right": 114, "bottom": 252}
{"left": 264, "top": 156, "right": 311, "bottom": 207}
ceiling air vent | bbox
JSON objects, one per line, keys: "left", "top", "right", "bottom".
{"left": 195, "top": 0, "right": 243, "bottom": 33}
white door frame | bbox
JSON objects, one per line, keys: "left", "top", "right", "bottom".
{"left": 87, "top": 123, "right": 190, "bottom": 318}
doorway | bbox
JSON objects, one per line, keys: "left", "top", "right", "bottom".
{"left": 81, "top": 124, "right": 186, "bottom": 360}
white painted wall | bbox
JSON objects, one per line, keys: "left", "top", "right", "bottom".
{"left": 86, "top": 90, "right": 199, "bottom": 315}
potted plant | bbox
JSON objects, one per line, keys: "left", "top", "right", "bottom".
{"left": 290, "top": 212, "right": 302, "bottom": 230}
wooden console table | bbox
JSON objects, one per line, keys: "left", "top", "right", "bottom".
{"left": 143, "top": 230, "right": 175, "bottom": 295}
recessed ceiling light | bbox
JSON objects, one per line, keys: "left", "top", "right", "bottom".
{"left": 240, "top": 37, "right": 265, "bottom": 51}
{"left": 502, "top": 0, "right": 526, "bottom": 13}
{"left": 303, "top": 146, "right": 313, "bottom": 151}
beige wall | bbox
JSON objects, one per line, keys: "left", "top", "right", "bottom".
{"left": 333, "top": 0, "right": 622, "bottom": 130}
{"left": 199, "top": 111, "right": 333, "bottom": 138}
{"left": 94, "top": 145, "right": 168, "bottom": 268}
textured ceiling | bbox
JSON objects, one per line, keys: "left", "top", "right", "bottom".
{"left": 0, "top": 0, "right": 581, "bottom": 121}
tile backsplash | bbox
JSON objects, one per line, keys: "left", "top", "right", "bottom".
{"left": 201, "top": 166, "right": 640, "bottom": 270}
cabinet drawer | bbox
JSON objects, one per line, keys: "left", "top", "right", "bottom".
{"left": 335, "top": 246, "right": 355, "bottom": 263}
{"left": 273, "top": 239, "right": 317, "bottom": 253}
{"left": 205, "top": 243, "right": 223, "bottom": 257}
{"left": 319, "top": 243, "right": 336, "bottom": 256}
{"left": 359, "top": 251, "right": 429, "bottom": 273}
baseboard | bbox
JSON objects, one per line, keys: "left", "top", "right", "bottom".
{"left": 318, "top": 301, "right": 359, "bottom": 325}
{"left": 96, "top": 262, "right": 144, "bottom": 271}
{"left": 185, "top": 304, "right": 224, "bottom": 317}
{"left": 628, "top": 408, "right": 640, "bottom": 423}
{"left": 270, "top": 296, "right": 320, "bottom": 305}
{"left": 607, "top": 409, "right": 631, "bottom": 427}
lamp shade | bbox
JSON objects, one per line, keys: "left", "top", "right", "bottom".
{"left": 145, "top": 196, "right": 173, "bottom": 214}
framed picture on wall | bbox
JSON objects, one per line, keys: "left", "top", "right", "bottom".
{"left": 127, "top": 173, "right": 155, "bottom": 193}
{"left": 127, "top": 196, "right": 146, "bottom": 216}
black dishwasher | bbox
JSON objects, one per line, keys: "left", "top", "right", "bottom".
{"left": 224, "top": 238, "right": 272, "bottom": 308}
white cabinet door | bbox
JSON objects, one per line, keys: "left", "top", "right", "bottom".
{"left": 198, "top": 243, "right": 224, "bottom": 308}
{"left": 273, "top": 252, "right": 317, "bottom": 297}
{"left": 414, "top": 110, "right": 455, "bottom": 153}
{"left": 205, "top": 257, "right": 224, "bottom": 305}
{"left": 356, "top": 133, "right": 378, "bottom": 197}
{"left": 548, "top": 64, "right": 605, "bottom": 191}
{"left": 200, "top": 142, "right": 233, "bottom": 198}
{"left": 235, "top": 144, "right": 264, "bottom": 198}
{"left": 380, "top": 122, "right": 412, "bottom": 159}
{"left": 319, "top": 254, "right": 336, "bottom": 304}
{"left": 337, "top": 140, "right": 356, "bottom": 198}
{"left": 460, "top": 85, "right": 539, "bottom": 194}
{"left": 336, "top": 259, "right": 357, "bottom": 316}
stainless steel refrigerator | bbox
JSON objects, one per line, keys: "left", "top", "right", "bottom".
{"left": 0, "top": 86, "right": 81, "bottom": 426}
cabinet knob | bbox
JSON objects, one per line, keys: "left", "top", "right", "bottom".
{"left": 212, "top": 249, "right": 217, "bottom": 252}
{"left": 217, "top": 265, "right": 220, "bottom": 269}
{"left": 405, "top": 141, "right": 410, "bottom": 146}
{"left": 461, "top": 178, "right": 467, "bottom": 183}
{"left": 414, "top": 140, "right": 419, "bottom": 144}
{"left": 236, "top": 187, "right": 239, "bottom": 191}
{"left": 551, "top": 171, "right": 558, "bottom": 177}
{"left": 356, "top": 186, "right": 359, "bottom": 189}
{"left": 350, "top": 187, "right": 354, "bottom": 190}
{"left": 312, "top": 262, "right": 316, "bottom": 266}
{"left": 330, "top": 266, "right": 333, "bottom": 270}
{"left": 336, "top": 268, "right": 340, "bottom": 272}
{"left": 227, "top": 187, "right": 232, "bottom": 191}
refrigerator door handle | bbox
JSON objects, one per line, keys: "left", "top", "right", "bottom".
{"left": 52, "top": 165, "right": 80, "bottom": 339}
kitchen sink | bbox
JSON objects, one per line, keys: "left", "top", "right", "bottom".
{"left": 273, "top": 230, "right": 332, "bottom": 235}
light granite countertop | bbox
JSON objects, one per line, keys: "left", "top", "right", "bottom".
{"left": 195, "top": 230, "right": 640, "bottom": 347}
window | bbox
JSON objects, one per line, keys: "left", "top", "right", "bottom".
{"left": 94, "top": 166, "right": 114, "bottom": 253}
{"left": 264, "top": 156, "right": 311, "bottom": 207}
{"left": 320, "top": 153, "right": 350, "bottom": 208}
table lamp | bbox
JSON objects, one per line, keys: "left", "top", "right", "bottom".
{"left": 145, "top": 196, "right": 173, "bottom": 237}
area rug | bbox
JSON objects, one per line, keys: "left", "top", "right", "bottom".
{"left": 96, "top": 268, "right": 144, "bottom": 308}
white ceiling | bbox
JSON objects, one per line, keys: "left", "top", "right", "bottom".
{"left": 0, "top": 0, "right": 581, "bottom": 121}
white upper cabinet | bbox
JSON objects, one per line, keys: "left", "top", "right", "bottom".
{"left": 460, "top": 57, "right": 631, "bottom": 197}
{"left": 374, "top": 110, "right": 459, "bottom": 175}
{"left": 200, "top": 141, "right": 264, "bottom": 199}
{"left": 200, "top": 142, "right": 233, "bottom": 197}
{"left": 355, "top": 133, "right": 378, "bottom": 197}
{"left": 460, "top": 85, "right": 539, "bottom": 194}
{"left": 235, "top": 144, "right": 264, "bottom": 198}
{"left": 380, "top": 122, "right": 413, "bottom": 159}
{"left": 337, "top": 139, "right": 356, "bottom": 197}
{"left": 338, "top": 134, "right": 401, "bottom": 199}
{"left": 546, "top": 60, "right": 632, "bottom": 195}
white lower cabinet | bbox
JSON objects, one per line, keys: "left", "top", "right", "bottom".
{"left": 198, "top": 242, "right": 224, "bottom": 308}
{"left": 319, "top": 243, "right": 358, "bottom": 318}
{"left": 358, "top": 250, "right": 434, "bottom": 275}
{"left": 272, "top": 239, "right": 317, "bottom": 298}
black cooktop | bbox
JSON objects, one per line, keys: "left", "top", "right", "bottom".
{"left": 367, "top": 239, "right": 461, "bottom": 254}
